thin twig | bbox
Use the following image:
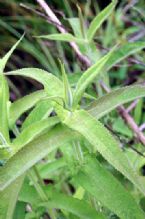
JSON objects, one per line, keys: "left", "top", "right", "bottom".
{"left": 35, "top": 0, "right": 145, "bottom": 147}
{"left": 139, "top": 123, "right": 145, "bottom": 132}
{"left": 126, "top": 99, "right": 138, "bottom": 113}
{"left": 36, "top": 0, "right": 91, "bottom": 69}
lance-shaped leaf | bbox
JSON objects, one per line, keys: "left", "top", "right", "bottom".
{"left": 87, "top": 0, "right": 116, "bottom": 41}
{"left": 21, "top": 99, "right": 53, "bottom": 130}
{"left": 73, "top": 46, "right": 116, "bottom": 107}
{"left": 9, "top": 90, "right": 47, "bottom": 129}
{"left": 60, "top": 60, "right": 73, "bottom": 109}
{"left": 75, "top": 154, "right": 145, "bottom": 219}
{"left": 12, "top": 117, "right": 60, "bottom": 154}
{"left": 63, "top": 109, "right": 145, "bottom": 195}
{"left": 0, "top": 34, "right": 24, "bottom": 72}
{"left": 36, "top": 33, "right": 86, "bottom": 44}
{"left": 0, "top": 125, "right": 79, "bottom": 191}
{"left": 5, "top": 68, "right": 63, "bottom": 97}
{"left": 87, "top": 84, "right": 145, "bottom": 118}
{"left": 0, "top": 35, "right": 24, "bottom": 142}
{"left": 0, "top": 175, "right": 25, "bottom": 219}
{"left": 106, "top": 41, "right": 145, "bottom": 71}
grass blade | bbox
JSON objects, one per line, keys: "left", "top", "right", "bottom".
{"left": 87, "top": 1, "right": 116, "bottom": 41}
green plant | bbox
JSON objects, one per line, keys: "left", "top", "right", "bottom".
{"left": 0, "top": 1, "right": 145, "bottom": 219}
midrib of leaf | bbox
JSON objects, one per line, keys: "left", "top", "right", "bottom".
{"left": 63, "top": 109, "right": 145, "bottom": 195}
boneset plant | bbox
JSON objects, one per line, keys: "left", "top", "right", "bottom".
{"left": 0, "top": 1, "right": 145, "bottom": 219}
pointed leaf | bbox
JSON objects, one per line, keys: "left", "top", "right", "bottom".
{"left": 87, "top": 1, "right": 116, "bottom": 41}
{"left": 73, "top": 47, "right": 116, "bottom": 107}
{"left": 60, "top": 61, "right": 73, "bottom": 108}
{"left": 106, "top": 41, "right": 145, "bottom": 71}
{"left": 88, "top": 84, "right": 145, "bottom": 118}
{"left": 36, "top": 33, "right": 86, "bottom": 44}
{"left": 0, "top": 34, "right": 24, "bottom": 72}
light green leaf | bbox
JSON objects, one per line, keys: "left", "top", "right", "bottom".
{"left": 87, "top": 84, "right": 145, "bottom": 118}
{"left": 36, "top": 33, "right": 86, "bottom": 44}
{"left": 60, "top": 60, "right": 73, "bottom": 109}
{"left": 21, "top": 99, "right": 53, "bottom": 130}
{"left": 106, "top": 42, "right": 145, "bottom": 71}
{"left": 0, "top": 75, "right": 9, "bottom": 142}
{"left": 68, "top": 18, "right": 83, "bottom": 38}
{"left": 75, "top": 154, "right": 145, "bottom": 219}
{"left": 12, "top": 117, "right": 60, "bottom": 155}
{"left": 73, "top": 46, "right": 116, "bottom": 107}
{"left": 0, "top": 125, "right": 79, "bottom": 191}
{"left": 73, "top": 42, "right": 145, "bottom": 108}
{"left": 0, "top": 34, "right": 24, "bottom": 72}
{"left": 9, "top": 90, "right": 47, "bottom": 129}
{"left": 0, "top": 175, "right": 25, "bottom": 219}
{"left": 5, "top": 68, "right": 63, "bottom": 97}
{"left": 87, "top": 1, "right": 116, "bottom": 41}
{"left": 63, "top": 109, "right": 145, "bottom": 195}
